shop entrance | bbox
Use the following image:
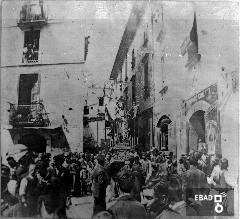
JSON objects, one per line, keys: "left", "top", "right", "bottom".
{"left": 18, "top": 133, "right": 46, "bottom": 153}
{"left": 188, "top": 110, "right": 205, "bottom": 151}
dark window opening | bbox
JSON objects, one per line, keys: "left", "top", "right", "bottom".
{"left": 124, "top": 87, "right": 128, "bottom": 101}
{"left": 84, "top": 106, "right": 89, "bottom": 115}
{"left": 18, "top": 74, "right": 39, "bottom": 105}
{"left": 23, "top": 30, "right": 40, "bottom": 63}
{"left": 99, "top": 97, "right": 104, "bottom": 106}
{"left": 132, "top": 75, "right": 136, "bottom": 103}
{"left": 143, "top": 27, "right": 148, "bottom": 47}
{"left": 131, "top": 49, "right": 135, "bottom": 70}
{"left": 144, "top": 58, "right": 150, "bottom": 98}
{"left": 125, "top": 55, "right": 128, "bottom": 81}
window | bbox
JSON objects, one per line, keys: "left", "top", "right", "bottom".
{"left": 132, "top": 75, "right": 136, "bottom": 103}
{"left": 22, "top": 30, "right": 40, "bottom": 63}
{"left": 131, "top": 49, "right": 135, "bottom": 70}
{"left": 18, "top": 74, "right": 39, "bottom": 105}
{"left": 125, "top": 55, "right": 128, "bottom": 81}
{"left": 125, "top": 87, "right": 128, "bottom": 101}
{"left": 123, "top": 87, "right": 128, "bottom": 110}
{"left": 143, "top": 26, "right": 149, "bottom": 47}
{"left": 143, "top": 57, "right": 150, "bottom": 98}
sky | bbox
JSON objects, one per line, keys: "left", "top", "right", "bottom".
{"left": 1, "top": 0, "right": 238, "bottom": 147}
{"left": 81, "top": 0, "right": 239, "bottom": 105}
{"left": 1, "top": 0, "right": 238, "bottom": 105}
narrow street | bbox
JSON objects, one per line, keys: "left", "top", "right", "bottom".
{"left": 67, "top": 196, "right": 93, "bottom": 219}
{"left": 0, "top": 0, "right": 239, "bottom": 218}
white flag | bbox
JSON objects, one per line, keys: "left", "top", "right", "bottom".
{"left": 180, "top": 36, "right": 191, "bottom": 56}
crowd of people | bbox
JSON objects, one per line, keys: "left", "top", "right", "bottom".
{"left": 1, "top": 147, "right": 235, "bottom": 218}
{"left": 1, "top": 151, "right": 95, "bottom": 218}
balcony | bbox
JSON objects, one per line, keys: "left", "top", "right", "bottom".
{"left": 9, "top": 102, "right": 50, "bottom": 127}
{"left": 17, "top": 3, "right": 47, "bottom": 31}
{"left": 22, "top": 48, "right": 39, "bottom": 64}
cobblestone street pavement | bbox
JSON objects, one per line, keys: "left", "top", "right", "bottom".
{"left": 67, "top": 196, "right": 93, "bottom": 219}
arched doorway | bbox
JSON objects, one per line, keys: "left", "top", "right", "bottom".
{"left": 188, "top": 110, "right": 205, "bottom": 152}
{"left": 18, "top": 133, "right": 46, "bottom": 153}
{"left": 157, "top": 115, "right": 172, "bottom": 151}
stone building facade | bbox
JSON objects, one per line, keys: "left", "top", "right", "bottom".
{"left": 109, "top": 1, "right": 239, "bottom": 183}
{"left": 1, "top": 0, "right": 88, "bottom": 156}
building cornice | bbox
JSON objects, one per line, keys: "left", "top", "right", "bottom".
{"left": 0, "top": 61, "right": 85, "bottom": 68}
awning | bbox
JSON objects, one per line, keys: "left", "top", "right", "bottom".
{"left": 8, "top": 126, "right": 69, "bottom": 150}
{"left": 6, "top": 144, "right": 28, "bottom": 156}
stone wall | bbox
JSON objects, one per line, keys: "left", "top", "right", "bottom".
{"left": 1, "top": 64, "right": 85, "bottom": 152}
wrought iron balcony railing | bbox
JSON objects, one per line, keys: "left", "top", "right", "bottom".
{"left": 9, "top": 102, "right": 50, "bottom": 127}
{"left": 22, "top": 49, "right": 39, "bottom": 64}
{"left": 17, "top": 3, "right": 48, "bottom": 30}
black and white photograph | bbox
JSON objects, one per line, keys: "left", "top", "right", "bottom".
{"left": 0, "top": 0, "right": 239, "bottom": 218}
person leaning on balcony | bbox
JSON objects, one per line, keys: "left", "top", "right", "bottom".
{"left": 22, "top": 46, "right": 28, "bottom": 62}
{"left": 26, "top": 44, "right": 34, "bottom": 59}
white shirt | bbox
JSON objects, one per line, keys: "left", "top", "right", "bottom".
{"left": 209, "top": 165, "right": 221, "bottom": 185}
{"left": 19, "top": 175, "right": 33, "bottom": 196}
{"left": 169, "top": 200, "right": 185, "bottom": 210}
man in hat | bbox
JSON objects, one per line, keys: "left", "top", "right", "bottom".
{"left": 143, "top": 153, "right": 152, "bottom": 184}
{"left": 166, "top": 175, "right": 197, "bottom": 217}
{"left": 92, "top": 154, "right": 109, "bottom": 216}
{"left": 108, "top": 167, "right": 147, "bottom": 219}
{"left": 147, "top": 179, "right": 179, "bottom": 219}
{"left": 47, "top": 154, "right": 71, "bottom": 218}
{"left": 131, "top": 155, "right": 145, "bottom": 202}
{"left": 182, "top": 155, "right": 209, "bottom": 201}
{"left": 18, "top": 163, "right": 40, "bottom": 217}
{"left": 80, "top": 164, "right": 88, "bottom": 196}
{"left": 6, "top": 157, "right": 18, "bottom": 180}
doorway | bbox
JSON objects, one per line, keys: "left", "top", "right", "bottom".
{"left": 157, "top": 115, "right": 172, "bottom": 151}
{"left": 18, "top": 74, "right": 39, "bottom": 105}
{"left": 188, "top": 110, "right": 205, "bottom": 151}
{"left": 19, "top": 133, "right": 46, "bottom": 153}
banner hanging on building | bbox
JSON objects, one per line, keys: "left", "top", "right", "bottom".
{"left": 183, "top": 83, "right": 218, "bottom": 116}
{"left": 205, "top": 104, "right": 220, "bottom": 155}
